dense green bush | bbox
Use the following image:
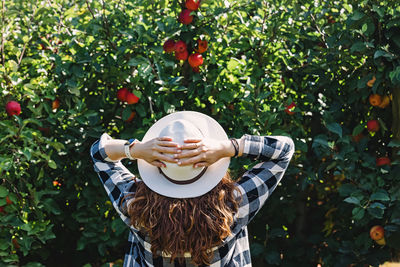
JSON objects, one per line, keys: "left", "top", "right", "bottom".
{"left": 1, "top": 0, "right": 400, "bottom": 266}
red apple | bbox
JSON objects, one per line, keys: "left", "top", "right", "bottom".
{"left": 196, "top": 39, "right": 208, "bottom": 53}
{"left": 163, "top": 39, "right": 176, "bottom": 53}
{"left": 185, "top": 0, "right": 200, "bottom": 11}
{"left": 179, "top": 9, "right": 193, "bottom": 25}
{"left": 367, "top": 120, "right": 379, "bottom": 132}
{"left": 174, "top": 41, "right": 187, "bottom": 53}
{"left": 124, "top": 111, "right": 136, "bottom": 122}
{"left": 192, "top": 66, "right": 200, "bottom": 73}
{"left": 376, "top": 157, "right": 391, "bottom": 167}
{"left": 370, "top": 225, "right": 385, "bottom": 241}
{"left": 6, "top": 101, "right": 21, "bottom": 116}
{"left": 285, "top": 102, "right": 296, "bottom": 115}
{"left": 188, "top": 53, "right": 203, "bottom": 67}
{"left": 52, "top": 99, "right": 60, "bottom": 110}
{"left": 175, "top": 50, "right": 189, "bottom": 61}
{"left": 126, "top": 92, "right": 139, "bottom": 104}
{"left": 117, "top": 88, "right": 129, "bottom": 101}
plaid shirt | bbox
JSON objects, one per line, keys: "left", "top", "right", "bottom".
{"left": 90, "top": 133, "right": 294, "bottom": 267}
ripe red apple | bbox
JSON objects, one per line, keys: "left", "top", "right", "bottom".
{"left": 179, "top": 9, "right": 193, "bottom": 25}
{"left": 12, "top": 238, "right": 20, "bottom": 250}
{"left": 52, "top": 99, "right": 60, "bottom": 110}
{"left": 196, "top": 39, "right": 208, "bottom": 53}
{"left": 126, "top": 92, "right": 139, "bottom": 104}
{"left": 370, "top": 225, "right": 384, "bottom": 241}
{"left": 188, "top": 53, "right": 203, "bottom": 67}
{"left": 6, "top": 101, "right": 21, "bottom": 116}
{"left": 175, "top": 50, "right": 189, "bottom": 61}
{"left": 163, "top": 39, "right": 176, "bottom": 53}
{"left": 174, "top": 41, "right": 187, "bottom": 53}
{"left": 124, "top": 111, "right": 136, "bottom": 122}
{"left": 285, "top": 102, "right": 296, "bottom": 115}
{"left": 376, "top": 157, "right": 391, "bottom": 167}
{"left": 6, "top": 196, "right": 12, "bottom": 205}
{"left": 117, "top": 88, "right": 129, "bottom": 101}
{"left": 367, "top": 120, "right": 379, "bottom": 132}
{"left": 185, "top": 0, "right": 200, "bottom": 11}
{"left": 351, "top": 133, "right": 364, "bottom": 143}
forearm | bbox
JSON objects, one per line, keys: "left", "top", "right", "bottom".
{"left": 221, "top": 137, "right": 245, "bottom": 158}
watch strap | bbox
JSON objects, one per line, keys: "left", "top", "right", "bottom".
{"left": 124, "top": 139, "right": 136, "bottom": 160}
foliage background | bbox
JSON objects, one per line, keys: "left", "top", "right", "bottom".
{"left": 1, "top": 0, "right": 400, "bottom": 266}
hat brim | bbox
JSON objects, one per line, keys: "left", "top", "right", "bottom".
{"left": 137, "top": 111, "right": 230, "bottom": 198}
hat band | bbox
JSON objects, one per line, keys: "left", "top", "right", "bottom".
{"left": 157, "top": 167, "right": 208, "bottom": 185}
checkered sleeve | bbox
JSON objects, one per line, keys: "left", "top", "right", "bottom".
{"left": 90, "top": 133, "right": 139, "bottom": 227}
{"left": 234, "top": 135, "right": 294, "bottom": 228}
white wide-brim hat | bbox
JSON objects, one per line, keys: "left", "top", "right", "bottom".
{"left": 137, "top": 111, "right": 230, "bottom": 198}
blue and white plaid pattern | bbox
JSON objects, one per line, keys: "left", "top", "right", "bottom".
{"left": 90, "top": 133, "right": 294, "bottom": 267}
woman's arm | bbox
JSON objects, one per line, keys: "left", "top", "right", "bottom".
{"left": 90, "top": 134, "right": 182, "bottom": 225}
{"left": 90, "top": 133, "right": 139, "bottom": 226}
{"left": 176, "top": 135, "right": 294, "bottom": 228}
{"left": 234, "top": 135, "right": 294, "bottom": 227}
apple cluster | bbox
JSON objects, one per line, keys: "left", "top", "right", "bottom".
{"left": 116, "top": 87, "right": 139, "bottom": 123}
{"left": 117, "top": 87, "right": 139, "bottom": 104}
{"left": 162, "top": 0, "right": 207, "bottom": 72}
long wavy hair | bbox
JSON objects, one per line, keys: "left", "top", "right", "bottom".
{"left": 126, "top": 172, "right": 241, "bottom": 265}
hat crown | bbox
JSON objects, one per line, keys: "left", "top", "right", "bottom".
{"left": 159, "top": 119, "right": 203, "bottom": 145}
{"left": 159, "top": 120, "right": 204, "bottom": 182}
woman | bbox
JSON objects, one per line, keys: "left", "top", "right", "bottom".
{"left": 90, "top": 111, "right": 294, "bottom": 266}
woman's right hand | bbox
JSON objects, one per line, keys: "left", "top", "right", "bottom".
{"left": 174, "top": 138, "right": 236, "bottom": 168}
{"left": 131, "top": 137, "right": 181, "bottom": 168}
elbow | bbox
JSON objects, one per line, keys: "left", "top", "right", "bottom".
{"left": 283, "top": 136, "right": 295, "bottom": 159}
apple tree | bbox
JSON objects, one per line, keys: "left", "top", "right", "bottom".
{"left": 1, "top": 0, "right": 399, "bottom": 266}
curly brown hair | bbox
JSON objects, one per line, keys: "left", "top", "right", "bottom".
{"left": 126, "top": 172, "right": 241, "bottom": 265}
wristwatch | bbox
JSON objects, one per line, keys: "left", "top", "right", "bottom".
{"left": 124, "top": 138, "right": 136, "bottom": 160}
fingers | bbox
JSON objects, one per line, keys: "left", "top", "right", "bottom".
{"left": 181, "top": 142, "right": 201, "bottom": 150}
{"left": 174, "top": 148, "right": 201, "bottom": 159}
{"left": 158, "top": 140, "right": 180, "bottom": 147}
{"left": 155, "top": 146, "right": 181, "bottom": 154}
{"left": 155, "top": 152, "right": 178, "bottom": 163}
{"left": 150, "top": 160, "right": 166, "bottom": 168}
{"left": 178, "top": 154, "right": 204, "bottom": 166}
{"left": 184, "top": 138, "right": 202, "bottom": 143}
{"left": 194, "top": 162, "right": 208, "bottom": 168}
{"left": 158, "top": 136, "right": 173, "bottom": 141}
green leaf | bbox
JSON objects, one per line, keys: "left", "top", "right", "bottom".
{"left": 128, "top": 56, "right": 147, "bottom": 66}
{"left": 352, "top": 207, "right": 365, "bottom": 220}
{"left": 374, "top": 50, "right": 395, "bottom": 60}
{"left": 350, "top": 42, "right": 366, "bottom": 53}
{"left": 48, "top": 160, "right": 57, "bottom": 169}
{"left": 326, "top": 123, "right": 342, "bottom": 138}
{"left": 352, "top": 124, "right": 364, "bottom": 136}
{"left": 370, "top": 191, "right": 390, "bottom": 201}
{"left": 0, "top": 186, "right": 8, "bottom": 197}
{"left": 351, "top": 10, "right": 365, "bottom": 21}
{"left": 344, "top": 196, "right": 360, "bottom": 205}
{"left": 388, "top": 140, "right": 400, "bottom": 147}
